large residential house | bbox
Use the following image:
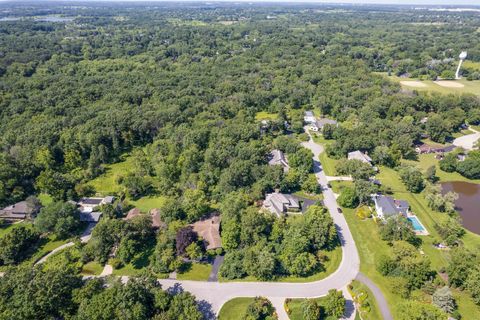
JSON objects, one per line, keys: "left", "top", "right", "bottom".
{"left": 0, "top": 200, "right": 40, "bottom": 221}
{"left": 304, "top": 111, "right": 316, "bottom": 124}
{"left": 263, "top": 192, "right": 300, "bottom": 217}
{"left": 309, "top": 118, "right": 337, "bottom": 132}
{"left": 191, "top": 215, "right": 222, "bottom": 250}
{"left": 268, "top": 149, "right": 289, "bottom": 172}
{"left": 348, "top": 150, "right": 372, "bottom": 166}
{"left": 372, "top": 194, "right": 409, "bottom": 219}
{"left": 77, "top": 196, "right": 114, "bottom": 223}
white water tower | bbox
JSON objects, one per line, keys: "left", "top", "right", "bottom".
{"left": 455, "top": 51, "right": 468, "bottom": 79}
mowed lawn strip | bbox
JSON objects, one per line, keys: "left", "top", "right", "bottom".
{"left": 177, "top": 262, "right": 212, "bottom": 281}
{"left": 218, "top": 297, "right": 256, "bottom": 320}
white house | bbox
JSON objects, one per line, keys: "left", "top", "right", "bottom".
{"left": 304, "top": 111, "right": 316, "bottom": 124}
{"left": 77, "top": 196, "right": 114, "bottom": 223}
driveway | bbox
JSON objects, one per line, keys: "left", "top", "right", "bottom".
{"left": 453, "top": 126, "right": 480, "bottom": 150}
{"left": 156, "top": 130, "right": 361, "bottom": 318}
{"left": 35, "top": 223, "right": 96, "bottom": 265}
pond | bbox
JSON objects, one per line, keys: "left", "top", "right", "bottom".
{"left": 442, "top": 181, "right": 480, "bottom": 235}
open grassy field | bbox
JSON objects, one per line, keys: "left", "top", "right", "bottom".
{"left": 402, "top": 153, "right": 480, "bottom": 184}
{"left": 255, "top": 111, "right": 278, "bottom": 121}
{"left": 129, "top": 196, "right": 167, "bottom": 213}
{"left": 379, "top": 73, "right": 480, "bottom": 95}
{"left": 177, "top": 262, "right": 212, "bottom": 281}
{"left": 285, "top": 296, "right": 336, "bottom": 320}
{"left": 87, "top": 153, "right": 134, "bottom": 195}
{"left": 218, "top": 297, "right": 256, "bottom": 320}
{"left": 0, "top": 221, "right": 30, "bottom": 237}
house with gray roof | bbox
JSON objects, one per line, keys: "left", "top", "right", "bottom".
{"left": 263, "top": 192, "right": 300, "bottom": 217}
{"left": 372, "top": 194, "right": 409, "bottom": 219}
{"left": 348, "top": 150, "right": 372, "bottom": 166}
{"left": 0, "top": 200, "right": 39, "bottom": 220}
{"left": 268, "top": 149, "right": 289, "bottom": 172}
{"left": 309, "top": 118, "right": 337, "bottom": 132}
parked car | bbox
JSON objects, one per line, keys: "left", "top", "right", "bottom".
{"left": 337, "top": 208, "right": 343, "bottom": 214}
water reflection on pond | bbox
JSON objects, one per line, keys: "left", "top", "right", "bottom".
{"left": 442, "top": 181, "right": 480, "bottom": 235}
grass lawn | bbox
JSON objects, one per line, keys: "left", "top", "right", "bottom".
{"left": 0, "top": 221, "right": 31, "bottom": 237}
{"left": 293, "top": 190, "right": 323, "bottom": 201}
{"left": 218, "top": 297, "right": 256, "bottom": 320}
{"left": 255, "top": 111, "right": 278, "bottom": 121}
{"left": 348, "top": 280, "right": 382, "bottom": 320}
{"left": 219, "top": 246, "right": 341, "bottom": 283}
{"left": 285, "top": 296, "right": 336, "bottom": 320}
{"left": 112, "top": 240, "right": 155, "bottom": 276}
{"left": 402, "top": 153, "right": 480, "bottom": 184}
{"left": 81, "top": 261, "right": 104, "bottom": 276}
{"left": 329, "top": 180, "right": 353, "bottom": 194}
{"left": 177, "top": 262, "right": 212, "bottom": 281}
{"left": 87, "top": 153, "right": 135, "bottom": 195}
{"left": 378, "top": 73, "right": 480, "bottom": 96}
{"left": 374, "top": 166, "right": 480, "bottom": 318}
{"left": 129, "top": 196, "right": 167, "bottom": 213}
{"left": 454, "top": 290, "right": 480, "bottom": 320}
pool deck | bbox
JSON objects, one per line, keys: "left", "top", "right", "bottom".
{"left": 407, "top": 214, "right": 429, "bottom": 235}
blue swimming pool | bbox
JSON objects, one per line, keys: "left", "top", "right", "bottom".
{"left": 407, "top": 216, "right": 426, "bottom": 232}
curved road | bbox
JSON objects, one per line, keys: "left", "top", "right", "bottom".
{"left": 156, "top": 131, "right": 361, "bottom": 318}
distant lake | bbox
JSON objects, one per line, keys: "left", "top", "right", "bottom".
{"left": 442, "top": 181, "right": 480, "bottom": 235}
{"left": 35, "top": 16, "right": 74, "bottom": 22}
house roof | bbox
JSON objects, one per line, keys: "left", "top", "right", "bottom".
{"left": 191, "top": 216, "right": 222, "bottom": 250}
{"left": 149, "top": 209, "right": 166, "bottom": 229}
{"left": 305, "top": 111, "right": 314, "bottom": 117}
{"left": 124, "top": 208, "right": 141, "bottom": 220}
{"left": 264, "top": 192, "right": 300, "bottom": 215}
{"left": 79, "top": 198, "right": 103, "bottom": 206}
{"left": 315, "top": 118, "right": 337, "bottom": 128}
{"left": 268, "top": 149, "right": 289, "bottom": 169}
{"left": 0, "top": 201, "right": 36, "bottom": 219}
{"left": 373, "top": 195, "right": 399, "bottom": 215}
{"left": 103, "top": 196, "right": 115, "bottom": 204}
{"left": 80, "top": 211, "right": 102, "bottom": 222}
{"left": 348, "top": 150, "right": 372, "bottom": 163}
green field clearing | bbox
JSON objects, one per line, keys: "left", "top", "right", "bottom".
{"left": 218, "top": 246, "right": 341, "bottom": 283}
{"left": 255, "top": 111, "right": 278, "bottom": 121}
{"left": 402, "top": 153, "right": 480, "bottom": 184}
{"left": 0, "top": 221, "right": 31, "bottom": 238}
{"left": 177, "top": 262, "right": 212, "bottom": 281}
{"left": 379, "top": 73, "right": 480, "bottom": 95}
{"left": 81, "top": 261, "right": 104, "bottom": 276}
{"left": 129, "top": 196, "right": 167, "bottom": 213}
{"left": 285, "top": 296, "right": 336, "bottom": 320}
{"left": 87, "top": 153, "right": 135, "bottom": 195}
{"left": 218, "top": 297, "right": 256, "bottom": 320}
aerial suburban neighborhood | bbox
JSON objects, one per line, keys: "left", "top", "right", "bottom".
{"left": 1, "top": 1, "right": 480, "bottom": 320}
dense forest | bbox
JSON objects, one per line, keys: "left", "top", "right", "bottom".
{"left": 1, "top": 2, "right": 480, "bottom": 320}
{"left": 1, "top": 1, "right": 480, "bottom": 206}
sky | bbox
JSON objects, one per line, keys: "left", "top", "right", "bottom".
{"left": 35, "top": 0, "right": 480, "bottom": 5}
